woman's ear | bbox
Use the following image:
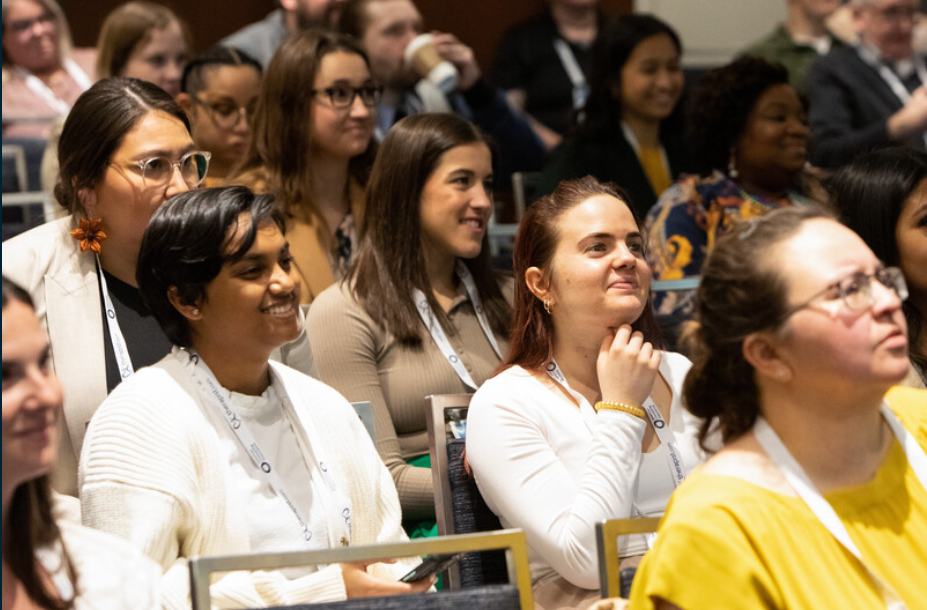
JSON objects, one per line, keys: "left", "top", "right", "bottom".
{"left": 78, "top": 187, "right": 97, "bottom": 218}
{"left": 176, "top": 93, "right": 195, "bottom": 120}
{"left": 743, "top": 330, "right": 792, "bottom": 384}
{"left": 167, "top": 286, "right": 203, "bottom": 321}
{"left": 525, "top": 266, "right": 551, "bottom": 305}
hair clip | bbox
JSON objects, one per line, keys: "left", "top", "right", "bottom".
{"left": 737, "top": 219, "right": 759, "bottom": 241}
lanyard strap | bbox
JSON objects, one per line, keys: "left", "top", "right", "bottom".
{"left": 413, "top": 260, "right": 503, "bottom": 391}
{"left": 857, "top": 45, "right": 927, "bottom": 147}
{"left": 15, "top": 59, "right": 92, "bottom": 115}
{"left": 753, "top": 406, "right": 927, "bottom": 610}
{"left": 96, "top": 257, "right": 135, "bottom": 381}
{"left": 552, "top": 38, "right": 589, "bottom": 110}
{"left": 184, "top": 350, "right": 351, "bottom": 548}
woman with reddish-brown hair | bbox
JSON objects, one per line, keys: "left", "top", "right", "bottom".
{"left": 466, "top": 175, "right": 711, "bottom": 609}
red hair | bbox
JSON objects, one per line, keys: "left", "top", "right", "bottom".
{"left": 498, "top": 176, "right": 664, "bottom": 375}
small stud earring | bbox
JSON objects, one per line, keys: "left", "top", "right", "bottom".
{"left": 192, "top": 308, "right": 201, "bottom": 316}
{"left": 728, "top": 148, "right": 739, "bottom": 180}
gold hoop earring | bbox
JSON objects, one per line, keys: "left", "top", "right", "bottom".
{"left": 544, "top": 298, "right": 552, "bottom": 315}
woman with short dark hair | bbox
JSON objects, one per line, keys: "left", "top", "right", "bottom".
{"left": 644, "top": 56, "right": 826, "bottom": 348}
{"left": 2, "top": 275, "right": 160, "bottom": 610}
{"left": 307, "top": 113, "right": 511, "bottom": 525}
{"left": 831, "top": 147, "right": 927, "bottom": 388}
{"left": 629, "top": 206, "right": 926, "bottom": 609}
{"left": 466, "top": 176, "right": 709, "bottom": 609}
{"left": 80, "top": 186, "right": 430, "bottom": 609}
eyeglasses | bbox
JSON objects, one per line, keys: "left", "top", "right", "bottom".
{"left": 191, "top": 97, "right": 256, "bottom": 130}
{"left": 112, "top": 151, "right": 212, "bottom": 189}
{"left": 782, "top": 266, "right": 908, "bottom": 320}
{"left": 310, "top": 84, "right": 384, "bottom": 109}
{"left": 7, "top": 12, "right": 55, "bottom": 34}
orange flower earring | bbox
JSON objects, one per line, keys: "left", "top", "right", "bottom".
{"left": 70, "top": 217, "right": 108, "bottom": 254}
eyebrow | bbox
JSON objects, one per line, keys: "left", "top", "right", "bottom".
{"left": 131, "top": 144, "right": 196, "bottom": 160}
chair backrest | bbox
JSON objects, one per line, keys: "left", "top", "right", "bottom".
{"left": 188, "top": 529, "right": 535, "bottom": 610}
{"left": 511, "top": 171, "right": 541, "bottom": 220}
{"left": 425, "top": 394, "right": 506, "bottom": 589}
{"left": 1, "top": 191, "right": 55, "bottom": 241}
{"left": 595, "top": 517, "right": 660, "bottom": 599}
{"left": 2, "top": 145, "right": 27, "bottom": 193}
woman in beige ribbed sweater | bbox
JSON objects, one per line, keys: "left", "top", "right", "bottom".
{"left": 307, "top": 114, "right": 513, "bottom": 524}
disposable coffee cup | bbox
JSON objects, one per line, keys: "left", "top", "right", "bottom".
{"left": 404, "top": 33, "right": 458, "bottom": 94}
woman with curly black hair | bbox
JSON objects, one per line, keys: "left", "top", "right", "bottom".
{"left": 644, "top": 56, "right": 826, "bottom": 347}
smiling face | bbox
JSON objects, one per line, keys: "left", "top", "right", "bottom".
{"left": 545, "top": 194, "right": 652, "bottom": 330}
{"left": 735, "top": 83, "right": 809, "bottom": 185}
{"left": 3, "top": 0, "right": 59, "bottom": 72}
{"left": 619, "top": 33, "right": 684, "bottom": 125}
{"left": 359, "top": 0, "right": 422, "bottom": 87}
{"left": 896, "top": 177, "right": 927, "bottom": 315}
{"left": 772, "top": 218, "right": 910, "bottom": 389}
{"left": 185, "top": 64, "right": 262, "bottom": 176}
{"left": 86, "top": 110, "right": 194, "bottom": 266}
{"left": 854, "top": 0, "right": 918, "bottom": 60}
{"left": 419, "top": 142, "right": 494, "bottom": 270}
{"left": 190, "top": 217, "right": 301, "bottom": 360}
{"left": 2, "top": 299, "right": 63, "bottom": 494}
{"left": 310, "top": 50, "right": 376, "bottom": 161}
{"left": 121, "top": 20, "right": 188, "bottom": 98}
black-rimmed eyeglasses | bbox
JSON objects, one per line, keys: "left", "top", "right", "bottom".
{"left": 310, "top": 84, "right": 384, "bottom": 109}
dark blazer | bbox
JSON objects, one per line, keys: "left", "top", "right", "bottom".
{"left": 808, "top": 45, "right": 926, "bottom": 169}
{"left": 538, "top": 124, "right": 693, "bottom": 218}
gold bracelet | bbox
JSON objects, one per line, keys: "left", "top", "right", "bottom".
{"left": 594, "top": 401, "right": 647, "bottom": 420}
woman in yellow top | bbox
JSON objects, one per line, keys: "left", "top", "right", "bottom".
{"left": 629, "top": 206, "right": 927, "bottom": 609}
{"left": 230, "top": 30, "right": 379, "bottom": 304}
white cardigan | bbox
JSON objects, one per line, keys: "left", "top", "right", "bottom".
{"left": 79, "top": 352, "right": 414, "bottom": 610}
{"left": 2, "top": 217, "right": 316, "bottom": 501}
{"left": 466, "top": 352, "right": 706, "bottom": 590}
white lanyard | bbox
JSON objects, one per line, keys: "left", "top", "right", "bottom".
{"left": 184, "top": 350, "right": 352, "bottom": 548}
{"left": 15, "top": 58, "right": 92, "bottom": 115}
{"left": 857, "top": 45, "right": 927, "bottom": 147}
{"left": 545, "top": 358, "right": 685, "bottom": 548}
{"left": 412, "top": 259, "right": 503, "bottom": 391}
{"left": 96, "top": 257, "right": 135, "bottom": 381}
{"left": 552, "top": 38, "right": 589, "bottom": 110}
{"left": 754, "top": 404, "right": 927, "bottom": 610}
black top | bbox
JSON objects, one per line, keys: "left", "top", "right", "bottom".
{"left": 538, "top": 124, "right": 694, "bottom": 217}
{"left": 491, "top": 12, "right": 596, "bottom": 136}
{"left": 100, "top": 268, "right": 173, "bottom": 392}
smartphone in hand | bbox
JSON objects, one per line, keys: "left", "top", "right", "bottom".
{"left": 399, "top": 552, "right": 465, "bottom": 582}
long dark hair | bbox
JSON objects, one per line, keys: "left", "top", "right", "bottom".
{"left": 831, "top": 146, "right": 927, "bottom": 374}
{"left": 681, "top": 206, "right": 835, "bottom": 451}
{"left": 231, "top": 29, "right": 377, "bottom": 254}
{"left": 2, "top": 276, "right": 75, "bottom": 610}
{"left": 348, "top": 113, "right": 510, "bottom": 346}
{"left": 501, "top": 176, "right": 664, "bottom": 374}
{"left": 580, "top": 14, "right": 683, "bottom": 137}
{"left": 55, "top": 77, "right": 190, "bottom": 215}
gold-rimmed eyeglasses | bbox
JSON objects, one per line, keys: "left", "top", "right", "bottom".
{"left": 782, "top": 266, "right": 908, "bottom": 320}
{"left": 111, "top": 150, "right": 212, "bottom": 189}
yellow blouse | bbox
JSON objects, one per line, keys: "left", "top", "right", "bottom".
{"left": 637, "top": 145, "right": 671, "bottom": 198}
{"left": 629, "top": 387, "right": 927, "bottom": 610}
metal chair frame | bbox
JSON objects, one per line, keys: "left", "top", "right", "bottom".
{"left": 595, "top": 517, "right": 660, "bottom": 599}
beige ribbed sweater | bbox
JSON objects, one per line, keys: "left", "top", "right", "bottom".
{"left": 307, "top": 281, "right": 510, "bottom": 521}
{"left": 79, "top": 352, "right": 414, "bottom": 610}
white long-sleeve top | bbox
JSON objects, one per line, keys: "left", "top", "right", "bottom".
{"left": 79, "top": 349, "right": 416, "bottom": 610}
{"left": 466, "top": 352, "right": 706, "bottom": 590}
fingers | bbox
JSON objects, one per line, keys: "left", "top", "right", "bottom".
{"left": 598, "top": 325, "right": 661, "bottom": 407}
